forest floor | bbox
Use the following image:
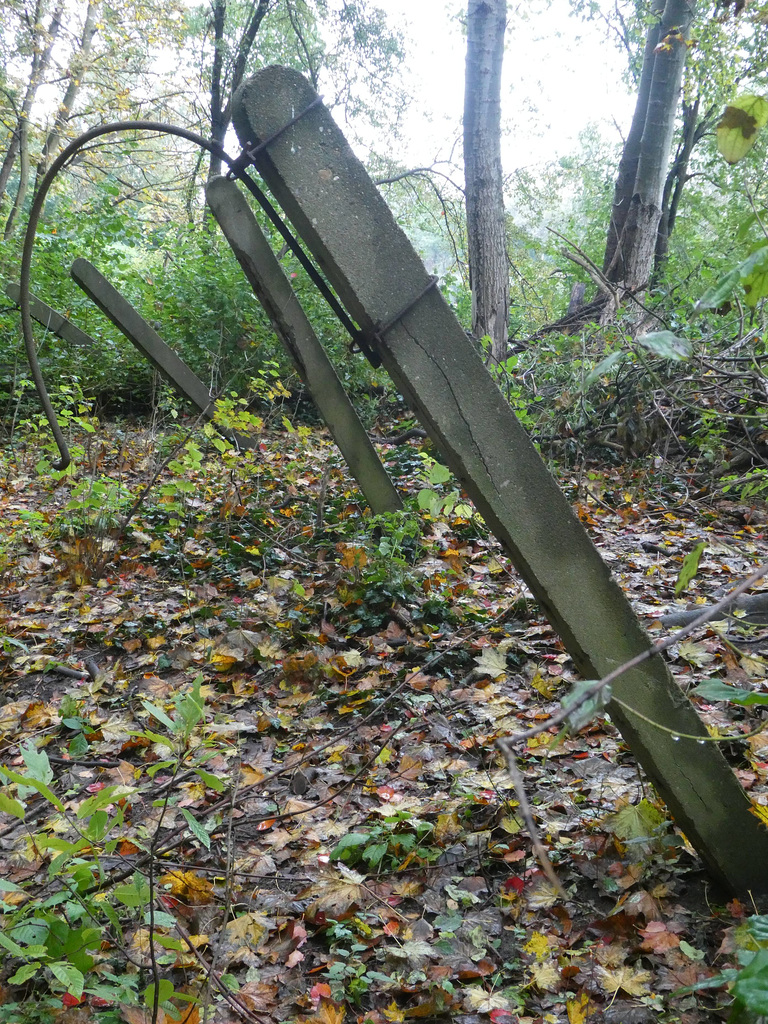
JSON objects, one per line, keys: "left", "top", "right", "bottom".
{"left": 1, "top": 418, "right": 768, "bottom": 1024}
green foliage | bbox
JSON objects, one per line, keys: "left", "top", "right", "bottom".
{"left": 330, "top": 811, "right": 439, "bottom": 871}
{"left": 338, "top": 509, "right": 427, "bottom": 629}
{"left": 416, "top": 454, "right": 474, "bottom": 520}
{"left": 675, "top": 915, "right": 768, "bottom": 1022}
{"left": 675, "top": 541, "right": 707, "bottom": 595}
{"left": 0, "top": 675, "right": 220, "bottom": 1017}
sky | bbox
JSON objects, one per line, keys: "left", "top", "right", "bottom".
{"left": 379, "top": 0, "right": 637, "bottom": 173}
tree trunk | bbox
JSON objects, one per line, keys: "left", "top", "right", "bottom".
{"left": 207, "top": 0, "right": 272, "bottom": 180}
{"left": 3, "top": 118, "right": 29, "bottom": 238}
{"left": 208, "top": 0, "right": 228, "bottom": 179}
{"left": 464, "top": 0, "right": 509, "bottom": 366}
{"left": 653, "top": 97, "right": 714, "bottom": 277}
{"left": 34, "top": 0, "right": 100, "bottom": 192}
{"left": 0, "top": 0, "right": 65, "bottom": 199}
{"left": 603, "top": 0, "right": 665, "bottom": 281}
{"left": 603, "top": 0, "right": 695, "bottom": 295}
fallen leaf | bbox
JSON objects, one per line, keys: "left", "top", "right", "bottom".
{"left": 596, "top": 964, "right": 652, "bottom": 997}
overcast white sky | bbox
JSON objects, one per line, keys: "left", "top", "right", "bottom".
{"left": 380, "top": 0, "right": 636, "bottom": 171}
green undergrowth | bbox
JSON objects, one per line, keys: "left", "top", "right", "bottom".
{"left": 1, "top": 407, "right": 768, "bottom": 1023}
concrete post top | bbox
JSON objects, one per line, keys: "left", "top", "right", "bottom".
{"left": 233, "top": 67, "right": 432, "bottom": 331}
{"left": 236, "top": 66, "right": 320, "bottom": 138}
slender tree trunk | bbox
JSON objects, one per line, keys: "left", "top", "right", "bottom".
{"left": 0, "top": 0, "right": 65, "bottom": 199}
{"left": 602, "top": 0, "right": 695, "bottom": 295}
{"left": 207, "top": 0, "right": 272, "bottom": 180}
{"left": 464, "top": 0, "right": 509, "bottom": 366}
{"left": 209, "top": 0, "right": 228, "bottom": 179}
{"left": 653, "top": 97, "right": 713, "bottom": 276}
{"left": 4, "top": 118, "right": 30, "bottom": 238}
{"left": 34, "top": 1, "right": 100, "bottom": 192}
{"left": 603, "top": 0, "right": 665, "bottom": 280}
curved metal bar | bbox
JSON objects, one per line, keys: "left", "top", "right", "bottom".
{"left": 20, "top": 121, "right": 240, "bottom": 469}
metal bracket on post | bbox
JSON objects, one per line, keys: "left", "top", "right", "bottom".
{"left": 351, "top": 276, "right": 440, "bottom": 367}
{"left": 227, "top": 97, "right": 440, "bottom": 374}
{"left": 227, "top": 95, "right": 324, "bottom": 179}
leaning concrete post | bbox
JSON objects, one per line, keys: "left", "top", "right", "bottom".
{"left": 206, "top": 175, "right": 401, "bottom": 515}
{"left": 232, "top": 65, "right": 768, "bottom": 892}
{"left": 71, "top": 258, "right": 256, "bottom": 450}
{"left": 6, "top": 282, "right": 94, "bottom": 347}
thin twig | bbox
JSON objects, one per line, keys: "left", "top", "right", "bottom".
{"left": 501, "top": 746, "right": 566, "bottom": 898}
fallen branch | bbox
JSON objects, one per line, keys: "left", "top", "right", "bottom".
{"left": 657, "top": 591, "right": 768, "bottom": 627}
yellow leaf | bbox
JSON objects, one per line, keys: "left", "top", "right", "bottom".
{"left": 499, "top": 814, "right": 523, "bottom": 835}
{"left": 749, "top": 802, "right": 768, "bottom": 828}
{"left": 740, "top": 654, "right": 766, "bottom": 678}
{"left": 567, "top": 992, "right": 593, "bottom": 1024}
{"left": 717, "top": 94, "right": 768, "bottom": 164}
{"left": 311, "top": 1001, "right": 346, "bottom": 1024}
{"left": 531, "top": 669, "right": 556, "bottom": 699}
{"left": 434, "top": 812, "right": 462, "bottom": 845}
{"left": 527, "top": 879, "right": 562, "bottom": 908}
{"left": 473, "top": 646, "right": 507, "bottom": 679}
{"left": 223, "top": 911, "right": 270, "bottom": 948}
{"left": 383, "top": 1001, "right": 406, "bottom": 1022}
{"left": 129, "top": 927, "right": 153, "bottom": 959}
{"left": 530, "top": 961, "right": 561, "bottom": 992}
{"left": 159, "top": 870, "right": 214, "bottom": 905}
{"left": 524, "top": 931, "right": 552, "bottom": 960}
{"left": 596, "top": 964, "right": 652, "bottom": 997}
{"left": 463, "top": 989, "right": 513, "bottom": 1012}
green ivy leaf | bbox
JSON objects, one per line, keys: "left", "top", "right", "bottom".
{"left": 331, "top": 833, "right": 369, "bottom": 860}
{"left": 562, "top": 680, "right": 611, "bottom": 732}
{"left": 49, "top": 962, "right": 85, "bottom": 998}
{"left": 20, "top": 741, "right": 54, "bottom": 786}
{"left": 693, "top": 267, "right": 743, "bottom": 314}
{"left": 144, "top": 979, "right": 176, "bottom": 1008}
{"left": 195, "top": 768, "right": 226, "bottom": 792}
{"left": 0, "top": 767, "right": 64, "bottom": 811}
{"left": 8, "top": 963, "right": 41, "bottom": 985}
{"left": 76, "top": 786, "right": 124, "bottom": 819}
{"left": 0, "top": 793, "right": 25, "bottom": 819}
{"left": 744, "top": 259, "right": 768, "bottom": 307}
{"left": 362, "top": 841, "right": 388, "bottom": 868}
{"left": 584, "top": 350, "right": 625, "bottom": 388}
{"left": 141, "top": 701, "right": 176, "bottom": 732}
{"left": 695, "top": 245, "right": 768, "bottom": 314}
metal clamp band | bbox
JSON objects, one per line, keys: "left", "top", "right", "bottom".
{"left": 227, "top": 95, "right": 324, "bottom": 178}
{"left": 349, "top": 276, "right": 439, "bottom": 370}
